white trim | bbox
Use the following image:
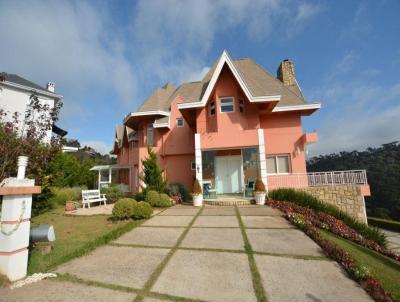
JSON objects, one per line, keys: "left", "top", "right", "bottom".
{"left": 177, "top": 50, "right": 281, "bottom": 110}
{"left": 124, "top": 110, "right": 170, "bottom": 123}
{"left": 0, "top": 81, "right": 62, "bottom": 99}
{"left": 219, "top": 97, "right": 235, "bottom": 113}
{"left": 272, "top": 103, "right": 321, "bottom": 112}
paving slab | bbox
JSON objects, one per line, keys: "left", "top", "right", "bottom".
{"left": 255, "top": 255, "right": 372, "bottom": 302}
{"left": 0, "top": 280, "right": 135, "bottom": 302}
{"left": 241, "top": 216, "right": 293, "bottom": 228}
{"left": 181, "top": 227, "right": 245, "bottom": 250}
{"left": 193, "top": 216, "right": 239, "bottom": 227}
{"left": 56, "top": 246, "right": 169, "bottom": 289}
{"left": 247, "top": 229, "right": 323, "bottom": 256}
{"left": 152, "top": 250, "right": 256, "bottom": 302}
{"left": 201, "top": 207, "right": 236, "bottom": 216}
{"left": 114, "top": 227, "right": 184, "bottom": 247}
{"left": 159, "top": 208, "right": 199, "bottom": 216}
{"left": 142, "top": 215, "right": 193, "bottom": 227}
{"left": 238, "top": 206, "right": 282, "bottom": 216}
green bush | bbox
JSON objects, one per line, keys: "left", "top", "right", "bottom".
{"left": 134, "top": 191, "right": 146, "bottom": 202}
{"left": 132, "top": 202, "right": 153, "bottom": 219}
{"left": 112, "top": 198, "right": 137, "bottom": 220}
{"left": 368, "top": 217, "right": 400, "bottom": 232}
{"left": 50, "top": 187, "right": 83, "bottom": 207}
{"left": 145, "top": 190, "right": 172, "bottom": 208}
{"left": 166, "top": 182, "right": 190, "bottom": 203}
{"left": 269, "top": 188, "right": 387, "bottom": 246}
{"left": 101, "top": 184, "right": 124, "bottom": 203}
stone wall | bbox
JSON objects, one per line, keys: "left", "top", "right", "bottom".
{"left": 303, "top": 185, "right": 367, "bottom": 224}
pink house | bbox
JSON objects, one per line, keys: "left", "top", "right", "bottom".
{"left": 105, "top": 51, "right": 368, "bottom": 201}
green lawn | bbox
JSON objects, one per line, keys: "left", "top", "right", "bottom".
{"left": 28, "top": 207, "right": 142, "bottom": 274}
{"left": 321, "top": 230, "right": 400, "bottom": 301}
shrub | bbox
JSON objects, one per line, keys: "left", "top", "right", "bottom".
{"left": 50, "top": 187, "right": 82, "bottom": 207}
{"left": 254, "top": 179, "right": 266, "bottom": 192}
{"left": 145, "top": 190, "right": 172, "bottom": 207}
{"left": 132, "top": 202, "right": 153, "bottom": 219}
{"left": 112, "top": 198, "right": 137, "bottom": 220}
{"left": 269, "top": 188, "right": 387, "bottom": 246}
{"left": 141, "top": 146, "right": 165, "bottom": 192}
{"left": 134, "top": 191, "right": 146, "bottom": 201}
{"left": 368, "top": 217, "right": 400, "bottom": 233}
{"left": 192, "top": 179, "right": 202, "bottom": 194}
{"left": 101, "top": 184, "right": 124, "bottom": 203}
{"left": 166, "top": 182, "right": 190, "bottom": 203}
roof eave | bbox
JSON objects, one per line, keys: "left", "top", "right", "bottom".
{"left": 123, "top": 110, "right": 170, "bottom": 124}
{"left": 0, "top": 80, "right": 63, "bottom": 99}
{"left": 272, "top": 103, "right": 321, "bottom": 115}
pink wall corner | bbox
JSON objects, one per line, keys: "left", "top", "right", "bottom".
{"left": 261, "top": 112, "right": 307, "bottom": 174}
{"left": 360, "top": 184, "right": 371, "bottom": 197}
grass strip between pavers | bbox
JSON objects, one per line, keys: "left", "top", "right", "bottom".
{"left": 234, "top": 206, "right": 268, "bottom": 302}
{"left": 133, "top": 206, "right": 205, "bottom": 302}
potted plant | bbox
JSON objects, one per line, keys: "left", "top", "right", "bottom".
{"left": 254, "top": 178, "right": 266, "bottom": 205}
{"left": 192, "top": 179, "right": 203, "bottom": 207}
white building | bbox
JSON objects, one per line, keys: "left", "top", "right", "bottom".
{"left": 0, "top": 72, "right": 65, "bottom": 143}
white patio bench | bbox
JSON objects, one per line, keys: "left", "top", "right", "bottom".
{"left": 82, "top": 190, "right": 107, "bottom": 208}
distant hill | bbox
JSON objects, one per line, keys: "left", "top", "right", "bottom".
{"left": 307, "top": 142, "right": 400, "bottom": 220}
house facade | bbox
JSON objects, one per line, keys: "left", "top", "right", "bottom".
{"left": 0, "top": 72, "right": 66, "bottom": 143}
{"left": 112, "top": 51, "right": 321, "bottom": 196}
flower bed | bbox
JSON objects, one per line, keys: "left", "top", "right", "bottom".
{"left": 267, "top": 200, "right": 400, "bottom": 262}
{"left": 267, "top": 200, "right": 395, "bottom": 301}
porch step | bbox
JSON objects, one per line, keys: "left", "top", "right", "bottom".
{"left": 203, "top": 199, "right": 254, "bottom": 206}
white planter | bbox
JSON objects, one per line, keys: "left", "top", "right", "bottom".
{"left": 193, "top": 194, "right": 203, "bottom": 207}
{"left": 254, "top": 192, "right": 266, "bottom": 205}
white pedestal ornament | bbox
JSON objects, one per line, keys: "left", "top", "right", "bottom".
{"left": 0, "top": 156, "right": 41, "bottom": 281}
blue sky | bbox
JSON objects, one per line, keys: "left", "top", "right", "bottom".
{"left": 1, "top": 0, "right": 399, "bottom": 156}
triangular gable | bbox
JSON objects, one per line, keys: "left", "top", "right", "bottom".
{"left": 178, "top": 50, "right": 281, "bottom": 109}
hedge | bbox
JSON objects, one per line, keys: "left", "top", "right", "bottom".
{"left": 368, "top": 217, "right": 400, "bottom": 233}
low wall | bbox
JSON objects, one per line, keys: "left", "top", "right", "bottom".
{"left": 303, "top": 185, "right": 367, "bottom": 224}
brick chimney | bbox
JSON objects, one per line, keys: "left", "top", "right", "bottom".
{"left": 277, "top": 59, "right": 296, "bottom": 86}
{"left": 47, "top": 82, "right": 55, "bottom": 92}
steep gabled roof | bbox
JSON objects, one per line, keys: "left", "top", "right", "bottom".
{"left": 137, "top": 83, "right": 176, "bottom": 112}
{"left": 0, "top": 72, "right": 47, "bottom": 91}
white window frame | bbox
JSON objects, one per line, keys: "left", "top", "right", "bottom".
{"left": 239, "top": 99, "right": 244, "bottom": 113}
{"left": 266, "top": 154, "right": 291, "bottom": 175}
{"left": 176, "top": 118, "right": 184, "bottom": 127}
{"left": 191, "top": 161, "right": 196, "bottom": 171}
{"left": 219, "top": 97, "right": 235, "bottom": 113}
{"left": 147, "top": 124, "right": 154, "bottom": 145}
{"left": 209, "top": 100, "right": 216, "bottom": 116}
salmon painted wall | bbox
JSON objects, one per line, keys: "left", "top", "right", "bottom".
{"left": 197, "top": 65, "right": 261, "bottom": 150}
{"left": 261, "top": 112, "right": 307, "bottom": 173}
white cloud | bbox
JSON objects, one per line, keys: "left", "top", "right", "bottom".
{"left": 80, "top": 140, "right": 111, "bottom": 155}
{"left": 307, "top": 52, "right": 400, "bottom": 156}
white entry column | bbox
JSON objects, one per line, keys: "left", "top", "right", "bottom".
{"left": 194, "top": 133, "right": 203, "bottom": 185}
{"left": 257, "top": 129, "right": 268, "bottom": 192}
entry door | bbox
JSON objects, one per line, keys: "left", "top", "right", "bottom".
{"left": 215, "top": 156, "right": 242, "bottom": 194}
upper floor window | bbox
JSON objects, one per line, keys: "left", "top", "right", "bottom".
{"left": 266, "top": 155, "right": 291, "bottom": 174}
{"left": 147, "top": 124, "right": 154, "bottom": 145}
{"left": 239, "top": 99, "right": 244, "bottom": 113}
{"left": 219, "top": 97, "right": 234, "bottom": 113}
{"left": 209, "top": 101, "right": 215, "bottom": 116}
{"left": 176, "top": 118, "right": 184, "bottom": 127}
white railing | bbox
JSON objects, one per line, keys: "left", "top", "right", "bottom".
{"left": 267, "top": 170, "right": 368, "bottom": 190}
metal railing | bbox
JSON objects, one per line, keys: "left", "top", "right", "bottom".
{"left": 267, "top": 170, "right": 368, "bottom": 189}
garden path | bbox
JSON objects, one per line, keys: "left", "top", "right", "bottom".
{"left": 0, "top": 204, "right": 372, "bottom": 301}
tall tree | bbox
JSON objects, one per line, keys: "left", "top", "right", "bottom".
{"left": 141, "top": 146, "right": 165, "bottom": 192}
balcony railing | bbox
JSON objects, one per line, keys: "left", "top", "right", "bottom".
{"left": 267, "top": 170, "right": 368, "bottom": 190}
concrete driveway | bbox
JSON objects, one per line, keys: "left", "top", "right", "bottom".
{"left": 0, "top": 205, "right": 372, "bottom": 302}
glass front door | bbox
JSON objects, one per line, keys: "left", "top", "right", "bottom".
{"left": 215, "top": 155, "right": 242, "bottom": 194}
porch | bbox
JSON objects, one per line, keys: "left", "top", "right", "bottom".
{"left": 90, "top": 164, "right": 132, "bottom": 193}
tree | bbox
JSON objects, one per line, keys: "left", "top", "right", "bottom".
{"left": 0, "top": 93, "right": 63, "bottom": 215}
{"left": 141, "top": 146, "right": 165, "bottom": 192}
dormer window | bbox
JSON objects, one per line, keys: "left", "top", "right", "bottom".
{"left": 219, "top": 97, "right": 234, "bottom": 113}
{"left": 209, "top": 101, "right": 215, "bottom": 116}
